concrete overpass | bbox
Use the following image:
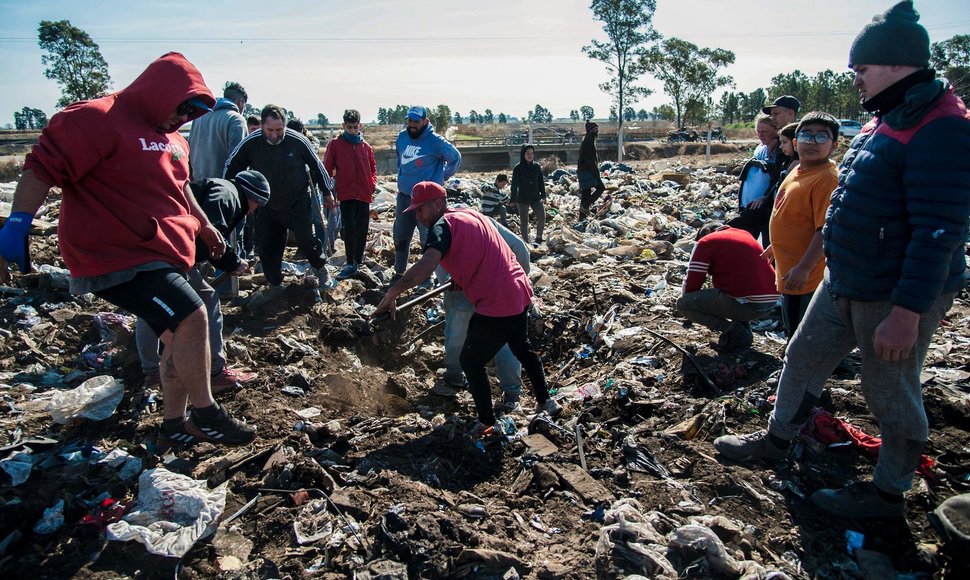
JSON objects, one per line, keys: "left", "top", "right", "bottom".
{"left": 373, "top": 139, "right": 622, "bottom": 175}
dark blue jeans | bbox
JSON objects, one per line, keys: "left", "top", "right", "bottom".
{"left": 340, "top": 199, "right": 370, "bottom": 266}
{"left": 460, "top": 308, "right": 548, "bottom": 424}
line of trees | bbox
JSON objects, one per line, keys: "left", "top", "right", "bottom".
{"left": 19, "top": 16, "right": 969, "bottom": 133}
{"left": 583, "top": 3, "right": 970, "bottom": 129}
{"left": 453, "top": 109, "right": 506, "bottom": 124}
{"left": 375, "top": 105, "right": 454, "bottom": 130}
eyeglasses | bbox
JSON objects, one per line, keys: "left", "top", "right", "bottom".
{"left": 796, "top": 131, "right": 832, "bottom": 144}
{"left": 176, "top": 101, "right": 198, "bottom": 117}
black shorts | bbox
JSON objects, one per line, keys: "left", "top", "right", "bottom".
{"left": 95, "top": 268, "right": 203, "bottom": 337}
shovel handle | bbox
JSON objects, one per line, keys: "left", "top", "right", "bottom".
{"left": 372, "top": 280, "right": 454, "bottom": 326}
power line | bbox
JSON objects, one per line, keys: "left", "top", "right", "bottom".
{"left": 0, "top": 21, "right": 965, "bottom": 44}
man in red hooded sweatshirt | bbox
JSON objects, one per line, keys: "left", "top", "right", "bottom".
{"left": 0, "top": 52, "right": 256, "bottom": 453}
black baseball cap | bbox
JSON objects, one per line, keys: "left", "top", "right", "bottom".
{"left": 762, "top": 95, "right": 801, "bottom": 115}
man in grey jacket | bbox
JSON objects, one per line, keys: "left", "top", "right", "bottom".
{"left": 189, "top": 81, "right": 248, "bottom": 180}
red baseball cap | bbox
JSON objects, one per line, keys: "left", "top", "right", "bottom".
{"left": 405, "top": 181, "right": 447, "bottom": 212}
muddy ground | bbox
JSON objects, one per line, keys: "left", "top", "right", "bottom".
{"left": 1, "top": 153, "right": 968, "bottom": 579}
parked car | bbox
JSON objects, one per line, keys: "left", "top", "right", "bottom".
{"left": 838, "top": 119, "right": 863, "bottom": 138}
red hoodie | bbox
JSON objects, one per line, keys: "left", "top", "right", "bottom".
{"left": 24, "top": 52, "right": 215, "bottom": 277}
{"left": 323, "top": 134, "right": 377, "bottom": 203}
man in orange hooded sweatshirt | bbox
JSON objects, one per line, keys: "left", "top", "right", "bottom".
{"left": 0, "top": 52, "right": 256, "bottom": 453}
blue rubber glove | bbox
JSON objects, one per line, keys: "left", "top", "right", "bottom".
{"left": 0, "top": 211, "right": 33, "bottom": 273}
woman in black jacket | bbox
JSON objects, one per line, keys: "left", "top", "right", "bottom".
{"left": 511, "top": 144, "right": 546, "bottom": 247}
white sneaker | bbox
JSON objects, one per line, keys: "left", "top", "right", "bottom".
{"left": 247, "top": 284, "right": 285, "bottom": 309}
{"left": 535, "top": 398, "right": 563, "bottom": 417}
{"left": 304, "top": 266, "right": 331, "bottom": 288}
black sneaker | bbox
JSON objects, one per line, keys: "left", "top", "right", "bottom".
{"left": 185, "top": 405, "right": 256, "bottom": 446}
{"left": 148, "top": 421, "right": 200, "bottom": 455}
{"left": 811, "top": 481, "right": 905, "bottom": 519}
{"left": 717, "top": 322, "right": 753, "bottom": 353}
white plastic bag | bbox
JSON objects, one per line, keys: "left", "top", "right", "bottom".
{"left": 106, "top": 468, "right": 227, "bottom": 558}
{"left": 47, "top": 375, "right": 125, "bottom": 424}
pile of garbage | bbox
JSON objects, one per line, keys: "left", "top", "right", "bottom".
{"left": 1, "top": 160, "right": 969, "bottom": 578}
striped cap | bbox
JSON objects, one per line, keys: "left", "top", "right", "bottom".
{"left": 233, "top": 170, "right": 271, "bottom": 206}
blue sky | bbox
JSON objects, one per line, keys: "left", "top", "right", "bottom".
{"left": 0, "top": 0, "right": 966, "bottom": 125}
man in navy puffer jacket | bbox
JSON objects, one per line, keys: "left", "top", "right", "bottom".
{"left": 714, "top": 1, "right": 970, "bottom": 521}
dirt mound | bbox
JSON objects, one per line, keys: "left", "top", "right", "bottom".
{"left": 625, "top": 142, "right": 743, "bottom": 160}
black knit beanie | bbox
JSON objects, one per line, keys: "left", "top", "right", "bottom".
{"left": 233, "top": 170, "right": 271, "bottom": 207}
{"left": 849, "top": 1, "right": 930, "bottom": 68}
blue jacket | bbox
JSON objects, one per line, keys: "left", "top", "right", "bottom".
{"left": 823, "top": 84, "right": 970, "bottom": 313}
{"left": 395, "top": 124, "right": 461, "bottom": 195}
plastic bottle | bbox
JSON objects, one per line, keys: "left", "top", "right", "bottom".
{"left": 496, "top": 416, "right": 517, "bottom": 436}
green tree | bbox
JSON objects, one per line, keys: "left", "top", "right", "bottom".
{"left": 316, "top": 113, "right": 329, "bottom": 127}
{"left": 810, "top": 69, "right": 840, "bottom": 115}
{"left": 483, "top": 109, "right": 494, "bottom": 124}
{"left": 243, "top": 103, "right": 260, "bottom": 118}
{"left": 583, "top": 0, "right": 659, "bottom": 156}
{"left": 767, "top": 70, "right": 811, "bottom": 105}
{"left": 429, "top": 104, "right": 451, "bottom": 130}
{"left": 652, "top": 104, "right": 674, "bottom": 121}
{"left": 717, "top": 91, "right": 741, "bottom": 124}
{"left": 609, "top": 106, "right": 618, "bottom": 122}
{"left": 452, "top": 112, "right": 463, "bottom": 125}
{"left": 739, "top": 88, "right": 767, "bottom": 122}
{"left": 15, "top": 107, "right": 49, "bottom": 129}
{"left": 643, "top": 37, "right": 735, "bottom": 128}
{"left": 830, "top": 72, "right": 862, "bottom": 119}
{"left": 468, "top": 110, "right": 480, "bottom": 124}
{"left": 528, "top": 104, "right": 552, "bottom": 123}
{"left": 623, "top": 106, "right": 636, "bottom": 121}
{"left": 498, "top": 112, "right": 508, "bottom": 124}
{"left": 636, "top": 108, "right": 649, "bottom": 121}
{"left": 38, "top": 20, "right": 112, "bottom": 108}
{"left": 570, "top": 109, "right": 580, "bottom": 122}
{"left": 931, "top": 34, "right": 970, "bottom": 102}
{"left": 579, "top": 105, "right": 595, "bottom": 121}
{"left": 683, "top": 98, "right": 709, "bottom": 126}
{"left": 14, "top": 110, "right": 29, "bottom": 130}
{"left": 387, "top": 105, "right": 409, "bottom": 124}
{"left": 377, "top": 107, "right": 388, "bottom": 124}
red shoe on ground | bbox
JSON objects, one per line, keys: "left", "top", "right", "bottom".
{"left": 211, "top": 368, "right": 256, "bottom": 394}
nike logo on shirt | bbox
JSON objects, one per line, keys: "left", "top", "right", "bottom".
{"left": 401, "top": 144, "right": 425, "bottom": 166}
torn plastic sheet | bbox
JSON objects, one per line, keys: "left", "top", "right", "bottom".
{"left": 106, "top": 468, "right": 227, "bottom": 558}
{"left": 0, "top": 449, "right": 33, "bottom": 485}
{"left": 47, "top": 375, "right": 124, "bottom": 424}
{"left": 622, "top": 435, "right": 671, "bottom": 479}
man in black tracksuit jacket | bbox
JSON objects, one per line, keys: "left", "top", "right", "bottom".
{"left": 224, "top": 104, "right": 335, "bottom": 291}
